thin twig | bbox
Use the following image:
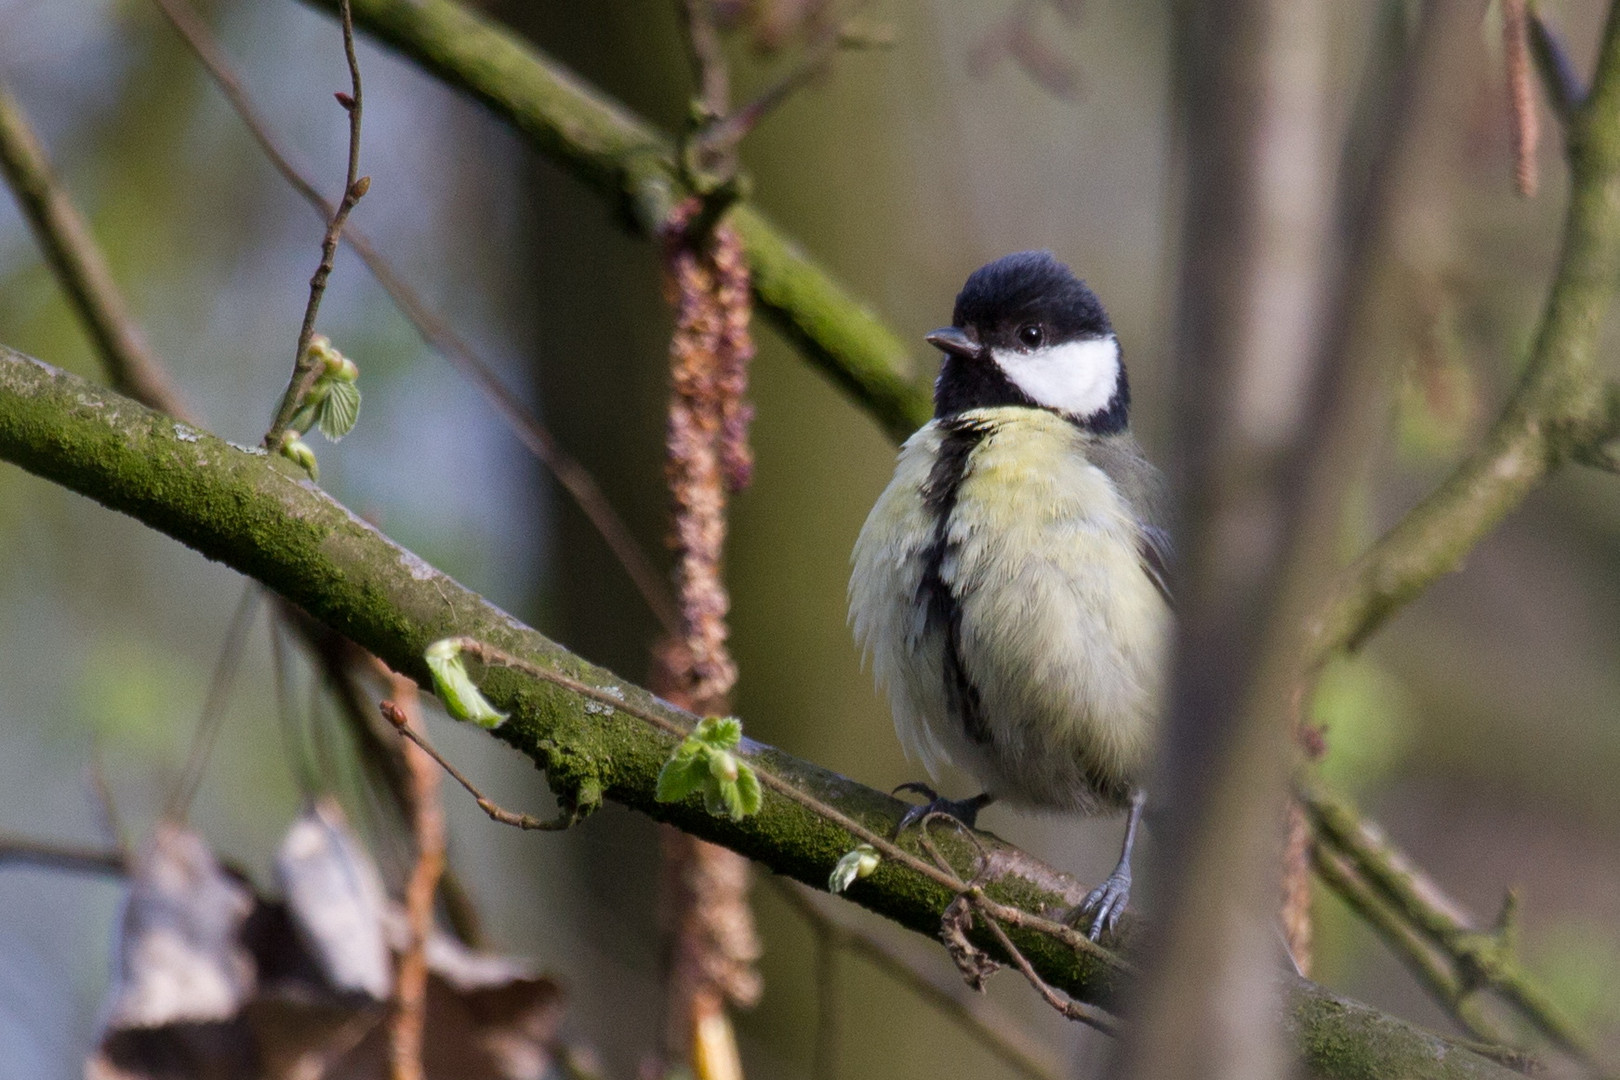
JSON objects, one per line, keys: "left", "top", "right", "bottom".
{"left": 770, "top": 880, "right": 1066, "bottom": 1080}
{"left": 153, "top": 0, "right": 679, "bottom": 636}
{"left": 87, "top": 745, "right": 128, "bottom": 856}
{"left": 270, "top": 613, "right": 321, "bottom": 799}
{"left": 973, "top": 900, "right": 1119, "bottom": 1036}
{"left": 384, "top": 681, "right": 443, "bottom": 1080}
{"left": 677, "top": 0, "right": 731, "bottom": 120}
{"left": 693, "top": 1, "right": 879, "bottom": 165}
{"left": 812, "top": 920, "right": 840, "bottom": 1080}
{"left": 913, "top": 824, "right": 1119, "bottom": 1035}
{"left": 168, "top": 583, "right": 263, "bottom": 818}
{"left": 380, "top": 699, "right": 572, "bottom": 830}
{"left": 303, "top": 625, "right": 486, "bottom": 945}
{"left": 264, "top": 0, "right": 367, "bottom": 446}
{"left": 0, "top": 82, "right": 188, "bottom": 416}
{"left": 0, "top": 835, "right": 126, "bottom": 876}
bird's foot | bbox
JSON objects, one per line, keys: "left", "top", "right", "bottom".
{"left": 891, "top": 783, "right": 992, "bottom": 836}
{"left": 1068, "top": 871, "right": 1131, "bottom": 941}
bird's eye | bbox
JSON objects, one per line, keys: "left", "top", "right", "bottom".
{"left": 1017, "top": 324, "right": 1044, "bottom": 349}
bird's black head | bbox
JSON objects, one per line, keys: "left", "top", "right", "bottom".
{"left": 929, "top": 251, "right": 1128, "bottom": 433}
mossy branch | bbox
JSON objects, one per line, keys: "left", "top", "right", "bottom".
{"left": 1307, "top": 4, "right": 1620, "bottom": 663}
{"left": 294, "top": 0, "right": 929, "bottom": 442}
{"left": 0, "top": 348, "right": 1523, "bottom": 1080}
{"left": 1305, "top": 783, "right": 1605, "bottom": 1069}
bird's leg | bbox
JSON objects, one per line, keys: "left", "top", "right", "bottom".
{"left": 1070, "top": 789, "right": 1145, "bottom": 940}
{"left": 891, "top": 783, "right": 996, "bottom": 836}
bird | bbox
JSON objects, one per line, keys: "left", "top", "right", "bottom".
{"left": 848, "top": 250, "right": 1171, "bottom": 938}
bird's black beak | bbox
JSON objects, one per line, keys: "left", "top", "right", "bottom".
{"left": 925, "top": 326, "right": 982, "bottom": 360}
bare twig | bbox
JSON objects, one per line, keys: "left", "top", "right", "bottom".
{"left": 380, "top": 699, "right": 573, "bottom": 831}
{"left": 303, "top": 627, "right": 485, "bottom": 945}
{"left": 87, "top": 745, "right": 128, "bottom": 856}
{"left": 169, "top": 584, "right": 263, "bottom": 818}
{"left": 913, "top": 824, "right": 1119, "bottom": 1036}
{"left": 0, "top": 834, "right": 126, "bottom": 876}
{"left": 383, "top": 682, "right": 443, "bottom": 1080}
{"left": 0, "top": 82, "right": 188, "bottom": 416}
{"left": 974, "top": 899, "right": 1119, "bottom": 1036}
{"left": 264, "top": 0, "right": 368, "bottom": 446}
{"left": 1304, "top": 783, "right": 1604, "bottom": 1069}
{"left": 770, "top": 880, "right": 1066, "bottom": 1080}
{"left": 811, "top": 918, "right": 839, "bottom": 1080}
{"left": 153, "top": 0, "right": 679, "bottom": 636}
{"left": 1504, "top": 0, "right": 1539, "bottom": 197}
{"left": 677, "top": 0, "right": 731, "bottom": 121}
{"left": 692, "top": 2, "right": 880, "bottom": 165}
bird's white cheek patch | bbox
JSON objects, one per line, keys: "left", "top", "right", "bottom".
{"left": 993, "top": 336, "right": 1120, "bottom": 419}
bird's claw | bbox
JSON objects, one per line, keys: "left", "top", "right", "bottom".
{"left": 892, "top": 783, "right": 987, "bottom": 836}
{"left": 1070, "top": 871, "right": 1131, "bottom": 941}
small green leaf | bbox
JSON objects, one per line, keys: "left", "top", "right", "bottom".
{"left": 423, "top": 639, "right": 507, "bottom": 729}
{"left": 692, "top": 715, "right": 741, "bottom": 750}
{"left": 656, "top": 753, "right": 709, "bottom": 803}
{"left": 654, "top": 716, "right": 760, "bottom": 821}
{"left": 316, "top": 379, "right": 361, "bottom": 440}
{"left": 708, "top": 756, "right": 760, "bottom": 822}
{"left": 731, "top": 762, "right": 761, "bottom": 817}
{"left": 829, "top": 844, "right": 880, "bottom": 893}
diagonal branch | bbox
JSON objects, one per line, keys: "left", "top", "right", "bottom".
{"left": 1304, "top": 783, "right": 1605, "bottom": 1069}
{"left": 295, "top": 0, "right": 929, "bottom": 443}
{"left": 1307, "top": 2, "right": 1620, "bottom": 664}
{"left": 0, "top": 348, "right": 1526, "bottom": 1080}
{"left": 0, "top": 83, "right": 187, "bottom": 416}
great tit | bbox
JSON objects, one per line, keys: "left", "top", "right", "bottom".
{"left": 849, "top": 251, "right": 1171, "bottom": 937}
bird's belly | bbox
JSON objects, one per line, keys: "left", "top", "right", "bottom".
{"left": 937, "top": 450, "right": 1168, "bottom": 811}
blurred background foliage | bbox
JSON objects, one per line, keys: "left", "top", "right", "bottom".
{"left": 0, "top": 0, "right": 1617, "bottom": 1076}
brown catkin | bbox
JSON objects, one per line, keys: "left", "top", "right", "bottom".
{"left": 1504, "top": 0, "right": 1539, "bottom": 198}
{"left": 653, "top": 198, "right": 761, "bottom": 1076}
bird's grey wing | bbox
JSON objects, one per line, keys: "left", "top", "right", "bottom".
{"left": 1138, "top": 524, "right": 1174, "bottom": 608}
{"left": 1087, "top": 433, "right": 1174, "bottom": 608}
